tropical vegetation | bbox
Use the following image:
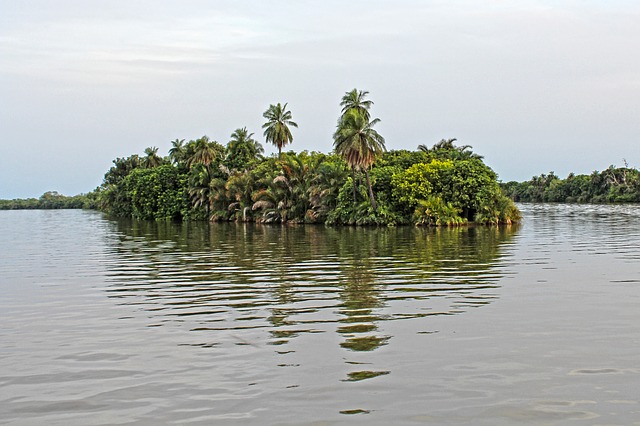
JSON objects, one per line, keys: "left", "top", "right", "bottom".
{"left": 90, "top": 91, "right": 519, "bottom": 225}
{"left": 3, "top": 90, "right": 522, "bottom": 225}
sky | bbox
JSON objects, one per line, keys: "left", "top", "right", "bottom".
{"left": 1, "top": 0, "right": 639, "bottom": 198}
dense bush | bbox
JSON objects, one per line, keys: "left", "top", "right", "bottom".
{"left": 93, "top": 135, "right": 519, "bottom": 226}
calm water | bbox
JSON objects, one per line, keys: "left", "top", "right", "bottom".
{"left": 1, "top": 204, "right": 639, "bottom": 425}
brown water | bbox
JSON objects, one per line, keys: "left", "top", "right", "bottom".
{"left": 1, "top": 204, "right": 639, "bottom": 425}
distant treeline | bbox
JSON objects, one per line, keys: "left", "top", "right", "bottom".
{"left": 502, "top": 166, "right": 640, "bottom": 203}
{"left": 0, "top": 191, "right": 97, "bottom": 210}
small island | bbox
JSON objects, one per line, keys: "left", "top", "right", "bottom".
{"left": 88, "top": 90, "right": 520, "bottom": 226}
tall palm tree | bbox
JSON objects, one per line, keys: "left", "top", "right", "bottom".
{"left": 262, "top": 103, "right": 298, "bottom": 157}
{"left": 333, "top": 109, "right": 386, "bottom": 210}
{"left": 337, "top": 89, "right": 377, "bottom": 205}
{"left": 141, "top": 146, "right": 163, "bottom": 169}
{"left": 340, "top": 89, "right": 373, "bottom": 121}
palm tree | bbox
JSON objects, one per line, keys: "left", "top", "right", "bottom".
{"left": 333, "top": 109, "right": 386, "bottom": 210}
{"left": 262, "top": 103, "right": 298, "bottom": 157}
{"left": 340, "top": 89, "right": 373, "bottom": 121}
{"left": 336, "top": 88, "right": 378, "bottom": 205}
{"left": 250, "top": 153, "right": 323, "bottom": 223}
{"left": 225, "top": 169, "right": 257, "bottom": 221}
{"left": 168, "top": 138, "right": 186, "bottom": 166}
{"left": 308, "top": 157, "right": 348, "bottom": 221}
{"left": 141, "top": 146, "right": 163, "bottom": 169}
{"left": 418, "top": 138, "right": 483, "bottom": 160}
{"left": 188, "top": 163, "right": 213, "bottom": 217}
{"left": 103, "top": 155, "right": 140, "bottom": 186}
{"left": 187, "top": 136, "right": 223, "bottom": 168}
{"left": 226, "top": 127, "right": 264, "bottom": 171}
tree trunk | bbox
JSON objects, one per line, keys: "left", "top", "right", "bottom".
{"left": 364, "top": 168, "right": 377, "bottom": 211}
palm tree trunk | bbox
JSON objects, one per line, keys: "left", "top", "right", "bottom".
{"left": 364, "top": 168, "right": 377, "bottom": 211}
{"left": 351, "top": 166, "right": 357, "bottom": 205}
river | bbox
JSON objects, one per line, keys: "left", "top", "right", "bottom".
{"left": 1, "top": 204, "right": 639, "bottom": 425}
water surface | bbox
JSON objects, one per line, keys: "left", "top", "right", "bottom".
{"left": 1, "top": 205, "right": 639, "bottom": 424}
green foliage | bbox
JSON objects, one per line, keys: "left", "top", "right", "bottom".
{"left": 326, "top": 178, "right": 371, "bottom": 225}
{"left": 475, "top": 190, "right": 522, "bottom": 225}
{"left": 251, "top": 152, "right": 326, "bottom": 223}
{"left": 103, "top": 155, "right": 140, "bottom": 186}
{"left": 443, "top": 158, "right": 499, "bottom": 219}
{"left": 224, "top": 127, "right": 264, "bottom": 172}
{"left": 95, "top": 143, "right": 519, "bottom": 226}
{"left": 168, "top": 139, "right": 187, "bottom": 169}
{"left": 186, "top": 136, "right": 225, "bottom": 168}
{"left": 390, "top": 157, "right": 510, "bottom": 225}
{"left": 417, "top": 138, "right": 484, "bottom": 161}
{"left": 122, "top": 165, "right": 189, "bottom": 220}
{"left": 391, "top": 159, "right": 453, "bottom": 207}
{"left": 326, "top": 176, "right": 404, "bottom": 226}
{"left": 187, "top": 163, "right": 215, "bottom": 217}
{"left": 141, "top": 146, "right": 164, "bottom": 169}
{"left": 308, "top": 155, "right": 349, "bottom": 221}
{"left": 414, "top": 196, "right": 466, "bottom": 226}
{"left": 340, "top": 89, "right": 373, "bottom": 121}
{"left": 377, "top": 149, "right": 431, "bottom": 170}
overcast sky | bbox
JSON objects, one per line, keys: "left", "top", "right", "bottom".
{"left": 1, "top": 0, "right": 639, "bottom": 198}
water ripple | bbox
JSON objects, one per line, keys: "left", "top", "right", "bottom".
{"left": 3, "top": 206, "right": 640, "bottom": 424}
{"left": 94, "top": 220, "right": 521, "bottom": 355}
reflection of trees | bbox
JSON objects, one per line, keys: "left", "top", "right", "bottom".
{"left": 332, "top": 228, "right": 388, "bottom": 352}
{"left": 105, "top": 219, "right": 519, "bottom": 354}
{"left": 338, "top": 258, "right": 387, "bottom": 351}
{"left": 325, "top": 225, "right": 521, "bottom": 352}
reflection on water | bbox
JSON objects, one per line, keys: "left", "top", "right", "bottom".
{"left": 104, "top": 221, "right": 518, "bottom": 354}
